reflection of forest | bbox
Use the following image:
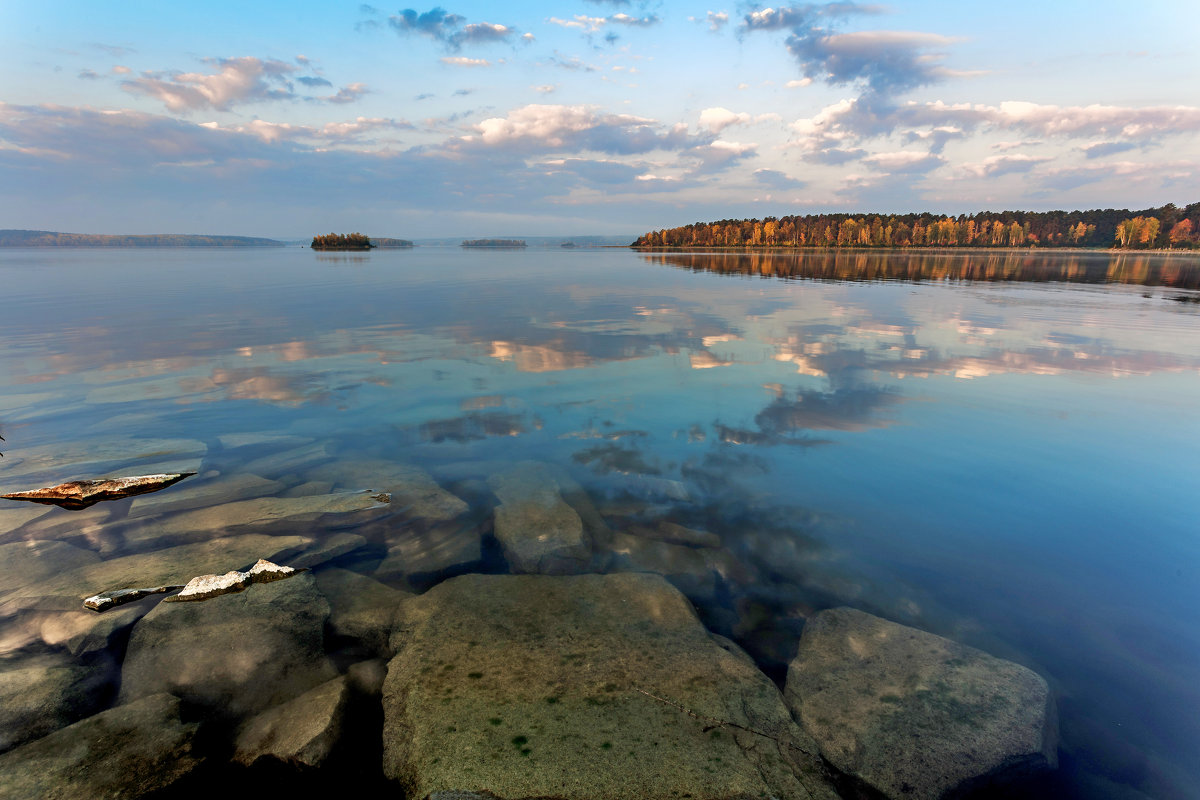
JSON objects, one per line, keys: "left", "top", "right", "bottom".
{"left": 647, "top": 251, "right": 1200, "bottom": 290}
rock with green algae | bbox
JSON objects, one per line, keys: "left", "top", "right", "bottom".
{"left": 785, "top": 606, "right": 1058, "bottom": 800}
{"left": 381, "top": 572, "right": 840, "bottom": 800}
{"left": 0, "top": 693, "right": 202, "bottom": 799}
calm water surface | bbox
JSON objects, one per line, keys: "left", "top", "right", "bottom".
{"left": 1, "top": 247, "right": 1198, "bottom": 798}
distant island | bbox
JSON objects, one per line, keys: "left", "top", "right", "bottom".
{"left": 633, "top": 202, "right": 1200, "bottom": 250}
{"left": 312, "top": 232, "right": 373, "bottom": 250}
{"left": 0, "top": 230, "right": 284, "bottom": 247}
{"left": 461, "top": 239, "right": 527, "bottom": 248}
{"left": 370, "top": 237, "right": 414, "bottom": 248}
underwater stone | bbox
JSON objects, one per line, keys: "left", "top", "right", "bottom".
{"left": 234, "top": 676, "right": 349, "bottom": 769}
{"left": 0, "top": 693, "right": 202, "bottom": 798}
{"left": 487, "top": 461, "right": 591, "bottom": 574}
{"left": 785, "top": 607, "right": 1058, "bottom": 800}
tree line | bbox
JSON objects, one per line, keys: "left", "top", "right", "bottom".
{"left": 632, "top": 203, "right": 1200, "bottom": 250}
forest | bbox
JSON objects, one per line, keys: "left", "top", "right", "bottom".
{"left": 311, "top": 232, "right": 373, "bottom": 250}
{"left": 632, "top": 203, "right": 1200, "bottom": 250}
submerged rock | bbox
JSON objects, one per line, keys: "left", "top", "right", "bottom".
{"left": 114, "top": 490, "right": 389, "bottom": 553}
{"left": 0, "top": 541, "right": 100, "bottom": 598}
{"left": 0, "top": 438, "right": 206, "bottom": 486}
{"left": 487, "top": 461, "right": 591, "bottom": 574}
{"left": 308, "top": 458, "right": 469, "bottom": 523}
{"left": 0, "top": 473, "right": 194, "bottom": 511}
{"left": 0, "top": 693, "right": 201, "bottom": 799}
{"left": 315, "top": 567, "right": 412, "bottom": 656}
{"left": 126, "top": 472, "right": 283, "bottom": 518}
{"left": 1, "top": 534, "right": 312, "bottom": 616}
{"left": 119, "top": 572, "right": 335, "bottom": 718}
{"left": 375, "top": 522, "right": 482, "bottom": 586}
{"left": 0, "top": 655, "right": 111, "bottom": 753}
{"left": 784, "top": 607, "right": 1058, "bottom": 800}
{"left": 382, "top": 572, "right": 838, "bottom": 800}
{"left": 234, "top": 676, "right": 350, "bottom": 769}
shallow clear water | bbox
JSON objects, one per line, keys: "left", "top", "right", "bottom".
{"left": 1, "top": 246, "right": 1198, "bottom": 798}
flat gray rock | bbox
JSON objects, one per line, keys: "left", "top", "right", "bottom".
{"left": 487, "top": 462, "right": 591, "bottom": 574}
{"left": 382, "top": 573, "right": 838, "bottom": 800}
{"left": 290, "top": 532, "right": 368, "bottom": 569}
{"left": 0, "top": 534, "right": 312, "bottom": 613}
{"left": 308, "top": 458, "right": 469, "bottom": 523}
{"left": 234, "top": 676, "right": 349, "bottom": 769}
{"left": 375, "top": 522, "right": 482, "bottom": 585}
{"left": 785, "top": 607, "right": 1058, "bottom": 800}
{"left": 0, "top": 541, "right": 100, "bottom": 598}
{"left": 114, "top": 491, "right": 388, "bottom": 553}
{"left": 126, "top": 472, "right": 283, "bottom": 518}
{"left": 0, "top": 437, "right": 206, "bottom": 486}
{"left": 120, "top": 572, "right": 336, "bottom": 719}
{"left": 0, "top": 693, "right": 201, "bottom": 799}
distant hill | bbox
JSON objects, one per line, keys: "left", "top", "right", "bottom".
{"left": 0, "top": 230, "right": 284, "bottom": 247}
{"left": 462, "top": 238, "right": 526, "bottom": 248}
{"left": 414, "top": 235, "right": 633, "bottom": 247}
{"left": 370, "top": 237, "right": 414, "bottom": 248}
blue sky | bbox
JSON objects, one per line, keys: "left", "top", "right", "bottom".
{"left": 2, "top": 1, "right": 1198, "bottom": 237}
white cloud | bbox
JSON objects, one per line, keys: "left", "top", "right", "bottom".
{"left": 441, "top": 56, "right": 492, "bottom": 67}
{"left": 785, "top": 78, "right": 813, "bottom": 88}
{"left": 959, "top": 153, "right": 1052, "bottom": 178}
{"left": 122, "top": 57, "right": 298, "bottom": 112}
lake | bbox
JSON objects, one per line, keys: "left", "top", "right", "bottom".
{"left": 0, "top": 246, "right": 1197, "bottom": 799}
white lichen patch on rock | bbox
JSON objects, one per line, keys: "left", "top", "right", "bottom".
{"left": 166, "top": 559, "right": 303, "bottom": 603}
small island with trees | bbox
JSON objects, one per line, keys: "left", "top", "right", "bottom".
{"left": 461, "top": 239, "right": 526, "bottom": 248}
{"left": 312, "top": 232, "right": 373, "bottom": 250}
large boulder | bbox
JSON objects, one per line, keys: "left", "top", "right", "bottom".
{"left": 382, "top": 573, "right": 838, "bottom": 800}
{"left": 119, "top": 572, "right": 336, "bottom": 719}
{"left": 487, "top": 462, "right": 591, "bottom": 574}
{"left": 0, "top": 693, "right": 201, "bottom": 799}
{"left": 785, "top": 607, "right": 1058, "bottom": 800}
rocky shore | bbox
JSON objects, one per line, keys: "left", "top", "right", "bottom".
{"left": 0, "top": 443, "right": 1059, "bottom": 799}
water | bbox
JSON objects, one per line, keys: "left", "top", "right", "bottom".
{"left": 1, "top": 246, "right": 1198, "bottom": 798}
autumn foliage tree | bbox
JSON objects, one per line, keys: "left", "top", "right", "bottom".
{"left": 632, "top": 203, "right": 1199, "bottom": 251}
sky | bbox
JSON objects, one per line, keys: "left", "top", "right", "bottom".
{"left": 1, "top": 0, "right": 1199, "bottom": 238}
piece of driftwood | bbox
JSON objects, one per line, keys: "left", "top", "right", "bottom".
{"left": 1, "top": 473, "right": 194, "bottom": 510}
